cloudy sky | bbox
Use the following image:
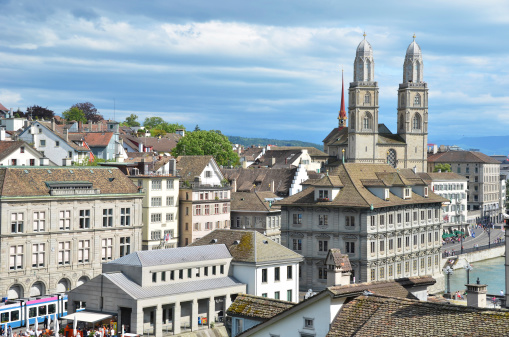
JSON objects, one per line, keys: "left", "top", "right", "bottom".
{"left": 0, "top": 0, "right": 508, "bottom": 144}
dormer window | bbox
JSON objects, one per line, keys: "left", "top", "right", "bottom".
{"left": 424, "top": 187, "right": 429, "bottom": 197}
{"left": 384, "top": 188, "right": 390, "bottom": 200}
{"left": 404, "top": 188, "right": 411, "bottom": 199}
{"left": 318, "top": 190, "right": 329, "bottom": 201}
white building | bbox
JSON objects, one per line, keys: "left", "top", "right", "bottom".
{"left": 0, "top": 140, "right": 46, "bottom": 166}
{"left": 190, "top": 229, "right": 303, "bottom": 303}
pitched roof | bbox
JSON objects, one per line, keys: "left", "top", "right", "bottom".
{"left": 82, "top": 132, "right": 114, "bottom": 147}
{"left": 227, "top": 294, "right": 294, "bottom": 320}
{"left": 325, "top": 249, "right": 352, "bottom": 272}
{"left": 0, "top": 167, "right": 138, "bottom": 197}
{"left": 121, "top": 134, "right": 181, "bottom": 152}
{"left": 280, "top": 163, "right": 448, "bottom": 209}
{"left": 327, "top": 294, "right": 509, "bottom": 337}
{"left": 222, "top": 167, "right": 297, "bottom": 197}
{"left": 176, "top": 155, "right": 215, "bottom": 180}
{"left": 327, "top": 279, "right": 419, "bottom": 300}
{"left": 230, "top": 191, "right": 281, "bottom": 212}
{"left": 0, "top": 103, "right": 8, "bottom": 112}
{"left": 37, "top": 122, "right": 90, "bottom": 152}
{"left": 428, "top": 150, "right": 501, "bottom": 164}
{"left": 418, "top": 171, "right": 468, "bottom": 183}
{"left": 253, "top": 149, "right": 303, "bottom": 168}
{"left": 104, "top": 272, "right": 242, "bottom": 300}
{"left": 107, "top": 244, "right": 231, "bottom": 267}
{"left": 275, "top": 146, "right": 329, "bottom": 157}
{"left": 0, "top": 141, "right": 41, "bottom": 162}
{"left": 189, "top": 229, "right": 303, "bottom": 264}
{"left": 241, "top": 147, "right": 264, "bottom": 161}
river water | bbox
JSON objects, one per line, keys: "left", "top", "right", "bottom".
{"left": 448, "top": 256, "right": 505, "bottom": 295}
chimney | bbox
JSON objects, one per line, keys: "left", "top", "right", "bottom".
{"left": 271, "top": 180, "right": 275, "bottom": 193}
{"left": 271, "top": 157, "right": 276, "bottom": 166}
{"left": 138, "top": 142, "right": 143, "bottom": 152}
{"left": 326, "top": 249, "right": 352, "bottom": 287}
{"left": 116, "top": 153, "right": 124, "bottom": 163}
{"left": 63, "top": 128, "right": 68, "bottom": 142}
{"left": 413, "top": 166, "right": 417, "bottom": 174}
{"left": 232, "top": 178, "right": 237, "bottom": 192}
{"left": 466, "top": 279, "right": 487, "bottom": 308}
{"left": 78, "top": 121, "right": 83, "bottom": 132}
{"left": 51, "top": 118, "right": 56, "bottom": 131}
{"left": 62, "top": 158, "right": 72, "bottom": 166}
{"left": 0, "top": 126, "right": 5, "bottom": 141}
{"left": 40, "top": 157, "right": 49, "bottom": 166}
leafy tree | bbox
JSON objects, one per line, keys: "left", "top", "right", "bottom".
{"left": 143, "top": 117, "right": 165, "bottom": 129}
{"left": 433, "top": 163, "right": 452, "bottom": 172}
{"left": 165, "top": 123, "right": 185, "bottom": 133}
{"left": 151, "top": 128, "right": 167, "bottom": 137}
{"left": 26, "top": 105, "right": 54, "bottom": 120}
{"left": 171, "top": 130, "right": 239, "bottom": 166}
{"left": 62, "top": 107, "right": 87, "bottom": 123}
{"left": 194, "top": 125, "right": 201, "bottom": 131}
{"left": 123, "top": 114, "right": 140, "bottom": 127}
{"left": 71, "top": 102, "right": 103, "bottom": 123}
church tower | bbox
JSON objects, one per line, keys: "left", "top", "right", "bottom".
{"left": 338, "top": 70, "right": 347, "bottom": 128}
{"left": 348, "top": 34, "right": 379, "bottom": 163}
{"left": 397, "top": 35, "right": 428, "bottom": 171}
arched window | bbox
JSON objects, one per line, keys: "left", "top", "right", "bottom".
{"left": 414, "top": 94, "right": 421, "bottom": 106}
{"left": 412, "top": 113, "right": 421, "bottom": 130}
{"left": 363, "top": 112, "right": 372, "bottom": 130}
{"left": 364, "top": 93, "right": 371, "bottom": 104}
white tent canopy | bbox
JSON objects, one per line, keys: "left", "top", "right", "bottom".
{"left": 60, "top": 312, "right": 112, "bottom": 324}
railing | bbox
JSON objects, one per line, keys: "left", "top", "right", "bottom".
{"left": 179, "top": 181, "right": 230, "bottom": 189}
{"left": 50, "top": 189, "right": 101, "bottom": 196}
{"left": 442, "top": 240, "right": 505, "bottom": 258}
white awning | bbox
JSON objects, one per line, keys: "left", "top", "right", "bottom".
{"left": 60, "top": 311, "right": 113, "bottom": 324}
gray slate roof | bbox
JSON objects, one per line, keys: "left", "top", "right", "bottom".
{"left": 104, "top": 272, "right": 243, "bottom": 300}
{"left": 106, "top": 244, "right": 232, "bottom": 267}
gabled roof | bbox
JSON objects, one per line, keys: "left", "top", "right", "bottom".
{"left": 253, "top": 149, "right": 303, "bottom": 168}
{"left": 189, "top": 229, "right": 303, "bottom": 264}
{"left": 121, "top": 134, "right": 181, "bottom": 152}
{"left": 0, "top": 141, "right": 42, "bottom": 162}
{"left": 280, "top": 163, "right": 448, "bottom": 209}
{"left": 104, "top": 272, "right": 242, "bottom": 300}
{"left": 227, "top": 294, "right": 294, "bottom": 320}
{"left": 304, "top": 174, "right": 343, "bottom": 187}
{"left": 177, "top": 155, "right": 217, "bottom": 181}
{"left": 106, "top": 244, "right": 231, "bottom": 267}
{"left": 222, "top": 167, "right": 297, "bottom": 197}
{"left": 231, "top": 191, "right": 281, "bottom": 213}
{"left": 325, "top": 249, "right": 352, "bottom": 272}
{"left": 241, "top": 147, "right": 264, "bottom": 161}
{"left": 417, "top": 171, "right": 468, "bottom": 183}
{"left": 0, "top": 103, "right": 8, "bottom": 112}
{"left": 35, "top": 122, "right": 90, "bottom": 152}
{"left": 327, "top": 294, "right": 509, "bottom": 337}
{"left": 428, "top": 150, "right": 501, "bottom": 164}
{"left": 82, "top": 132, "right": 114, "bottom": 148}
{"left": 0, "top": 167, "right": 138, "bottom": 197}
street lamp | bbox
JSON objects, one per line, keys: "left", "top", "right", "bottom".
{"left": 464, "top": 261, "right": 473, "bottom": 284}
{"left": 443, "top": 266, "right": 454, "bottom": 297}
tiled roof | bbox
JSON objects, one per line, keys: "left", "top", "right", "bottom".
{"left": 327, "top": 294, "right": 509, "bottom": 336}
{"left": 37, "top": 122, "right": 90, "bottom": 152}
{"left": 327, "top": 279, "right": 418, "bottom": 300}
{"left": 177, "top": 155, "right": 214, "bottom": 181}
{"left": 325, "top": 249, "right": 352, "bottom": 271}
{"left": 0, "top": 167, "right": 138, "bottom": 197}
{"left": 0, "top": 141, "right": 40, "bottom": 162}
{"left": 227, "top": 294, "right": 294, "bottom": 320}
{"left": 231, "top": 191, "right": 281, "bottom": 212}
{"left": 189, "top": 229, "right": 303, "bottom": 264}
{"left": 0, "top": 103, "right": 8, "bottom": 111}
{"left": 275, "top": 146, "right": 329, "bottom": 157}
{"left": 107, "top": 244, "right": 231, "bottom": 267}
{"left": 222, "top": 167, "right": 297, "bottom": 197}
{"left": 104, "top": 272, "right": 243, "bottom": 300}
{"left": 418, "top": 172, "right": 468, "bottom": 182}
{"left": 83, "top": 132, "right": 114, "bottom": 147}
{"left": 280, "top": 163, "right": 448, "bottom": 209}
{"left": 241, "top": 147, "right": 264, "bottom": 161}
{"left": 428, "top": 150, "right": 501, "bottom": 164}
{"left": 305, "top": 175, "right": 343, "bottom": 187}
{"left": 254, "top": 149, "right": 303, "bottom": 168}
{"left": 121, "top": 134, "right": 181, "bottom": 152}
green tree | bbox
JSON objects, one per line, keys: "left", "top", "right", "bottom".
{"left": 433, "top": 163, "right": 452, "bottom": 172}
{"left": 123, "top": 114, "right": 141, "bottom": 127}
{"left": 71, "top": 102, "right": 103, "bottom": 123}
{"left": 62, "top": 107, "right": 87, "bottom": 123}
{"left": 143, "top": 117, "right": 165, "bottom": 129}
{"left": 194, "top": 124, "right": 201, "bottom": 131}
{"left": 151, "top": 128, "right": 167, "bottom": 137}
{"left": 171, "top": 130, "right": 239, "bottom": 166}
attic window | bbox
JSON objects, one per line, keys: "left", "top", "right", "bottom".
{"left": 210, "top": 239, "right": 217, "bottom": 244}
{"left": 233, "top": 240, "right": 240, "bottom": 245}
{"left": 424, "top": 187, "right": 429, "bottom": 197}
{"left": 404, "top": 188, "right": 411, "bottom": 199}
{"left": 384, "top": 189, "right": 390, "bottom": 200}
{"left": 24, "top": 170, "right": 28, "bottom": 174}
{"left": 69, "top": 170, "right": 74, "bottom": 174}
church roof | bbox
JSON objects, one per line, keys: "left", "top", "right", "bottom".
{"left": 356, "top": 37, "right": 373, "bottom": 57}
{"left": 428, "top": 151, "right": 501, "bottom": 164}
{"left": 406, "top": 39, "right": 422, "bottom": 57}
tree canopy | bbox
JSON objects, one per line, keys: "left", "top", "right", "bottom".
{"left": 433, "top": 163, "right": 452, "bottom": 172}
{"left": 143, "top": 117, "right": 185, "bottom": 136}
{"left": 71, "top": 102, "right": 103, "bottom": 123}
{"left": 26, "top": 105, "right": 55, "bottom": 120}
{"left": 62, "top": 107, "right": 87, "bottom": 123}
{"left": 171, "top": 130, "right": 239, "bottom": 166}
{"left": 123, "top": 114, "right": 141, "bottom": 127}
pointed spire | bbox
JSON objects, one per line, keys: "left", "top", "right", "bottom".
{"left": 338, "top": 67, "right": 347, "bottom": 128}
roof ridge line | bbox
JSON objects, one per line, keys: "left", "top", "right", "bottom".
{"left": 341, "top": 164, "right": 371, "bottom": 208}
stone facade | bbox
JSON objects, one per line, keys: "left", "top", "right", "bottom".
{"left": 0, "top": 167, "right": 143, "bottom": 299}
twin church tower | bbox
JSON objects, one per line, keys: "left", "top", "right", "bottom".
{"left": 323, "top": 34, "right": 428, "bottom": 172}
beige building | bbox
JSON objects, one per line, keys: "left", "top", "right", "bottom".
{"left": 0, "top": 166, "right": 143, "bottom": 299}
{"left": 278, "top": 163, "right": 447, "bottom": 292}
{"left": 177, "top": 156, "right": 231, "bottom": 246}
{"left": 324, "top": 35, "right": 428, "bottom": 172}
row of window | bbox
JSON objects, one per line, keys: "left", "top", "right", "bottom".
{"left": 194, "top": 204, "right": 229, "bottom": 216}
{"left": 150, "top": 197, "right": 175, "bottom": 207}
{"left": 10, "top": 208, "right": 131, "bottom": 233}
{"left": 151, "top": 264, "right": 225, "bottom": 283}
{"left": 234, "top": 216, "right": 280, "bottom": 229}
{"left": 369, "top": 255, "right": 440, "bottom": 281}
{"left": 150, "top": 229, "right": 174, "bottom": 241}
{"left": 369, "top": 232, "right": 440, "bottom": 254}
{"left": 434, "top": 183, "right": 465, "bottom": 191}
{"left": 150, "top": 179, "right": 175, "bottom": 190}
{"left": 261, "top": 289, "right": 293, "bottom": 302}
{"left": 9, "top": 237, "right": 131, "bottom": 270}
{"left": 150, "top": 213, "right": 175, "bottom": 223}
{"left": 261, "top": 265, "right": 293, "bottom": 283}
{"left": 183, "top": 221, "right": 230, "bottom": 232}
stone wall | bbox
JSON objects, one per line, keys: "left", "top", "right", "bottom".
{"left": 443, "top": 246, "right": 505, "bottom": 270}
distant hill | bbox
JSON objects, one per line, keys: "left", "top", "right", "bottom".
{"left": 430, "top": 135, "right": 509, "bottom": 156}
{"left": 227, "top": 136, "right": 322, "bottom": 150}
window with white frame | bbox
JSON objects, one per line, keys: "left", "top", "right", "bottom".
{"left": 101, "top": 238, "right": 113, "bottom": 261}
{"left": 166, "top": 213, "right": 174, "bottom": 221}
{"left": 78, "top": 240, "right": 90, "bottom": 263}
{"left": 79, "top": 210, "right": 90, "bottom": 229}
{"left": 102, "top": 209, "right": 113, "bottom": 227}
{"left": 59, "top": 210, "right": 71, "bottom": 230}
{"left": 120, "top": 208, "right": 131, "bottom": 226}
{"left": 204, "top": 204, "right": 210, "bottom": 215}
{"left": 345, "top": 215, "right": 355, "bottom": 227}
{"left": 120, "top": 237, "right": 131, "bottom": 257}
{"left": 151, "top": 197, "right": 162, "bottom": 207}
{"left": 151, "top": 180, "right": 162, "bottom": 190}
{"left": 223, "top": 203, "right": 228, "bottom": 213}
{"left": 195, "top": 205, "right": 201, "bottom": 215}
{"left": 151, "top": 213, "right": 162, "bottom": 223}
{"left": 166, "top": 196, "right": 174, "bottom": 206}
{"left": 9, "top": 245, "right": 23, "bottom": 270}
{"left": 33, "top": 211, "right": 45, "bottom": 232}
{"left": 58, "top": 241, "right": 71, "bottom": 265}
{"left": 404, "top": 188, "right": 411, "bottom": 198}
{"left": 166, "top": 179, "right": 174, "bottom": 189}
{"left": 11, "top": 213, "right": 24, "bottom": 233}
{"left": 32, "top": 243, "right": 45, "bottom": 267}
{"left": 214, "top": 204, "right": 219, "bottom": 214}
{"left": 151, "top": 231, "right": 161, "bottom": 240}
